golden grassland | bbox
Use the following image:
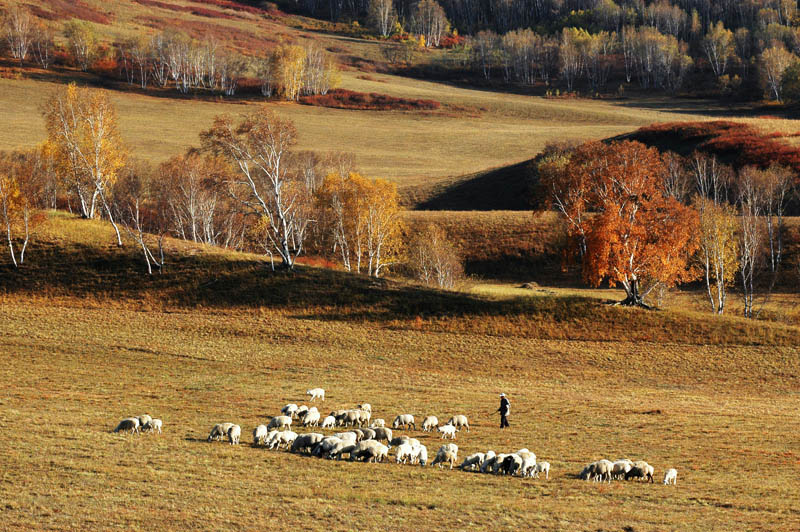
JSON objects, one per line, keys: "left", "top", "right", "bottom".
{"left": 1, "top": 213, "right": 800, "bottom": 531}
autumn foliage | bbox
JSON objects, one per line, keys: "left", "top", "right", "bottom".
{"left": 299, "top": 89, "right": 441, "bottom": 111}
{"left": 540, "top": 140, "right": 699, "bottom": 305}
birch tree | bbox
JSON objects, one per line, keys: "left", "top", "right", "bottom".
{"left": 369, "top": 0, "right": 397, "bottom": 38}
{"left": 201, "top": 108, "right": 309, "bottom": 268}
{"left": 2, "top": 6, "right": 32, "bottom": 63}
{"left": 42, "top": 84, "right": 127, "bottom": 245}
{"left": 0, "top": 152, "right": 32, "bottom": 267}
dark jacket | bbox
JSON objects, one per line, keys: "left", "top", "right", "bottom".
{"left": 499, "top": 397, "right": 510, "bottom": 416}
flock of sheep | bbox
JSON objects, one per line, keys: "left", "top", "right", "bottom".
{"left": 112, "top": 387, "right": 679, "bottom": 485}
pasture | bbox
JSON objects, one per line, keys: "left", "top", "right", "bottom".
{"left": 1, "top": 214, "right": 799, "bottom": 531}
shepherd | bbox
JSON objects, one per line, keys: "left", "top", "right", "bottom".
{"left": 496, "top": 393, "right": 510, "bottom": 429}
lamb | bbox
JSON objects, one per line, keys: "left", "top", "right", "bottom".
{"left": 663, "top": 468, "right": 678, "bottom": 485}
{"left": 370, "top": 419, "right": 386, "bottom": 428}
{"left": 113, "top": 417, "right": 140, "bottom": 434}
{"left": 208, "top": 423, "right": 234, "bottom": 442}
{"left": 303, "top": 410, "right": 321, "bottom": 427}
{"left": 431, "top": 443, "right": 459, "bottom": 469}
{"left": 371, "top": 427, "right": 392, "bottom": 443}
{"left": 253, "top": 424, "right": 268, "bottom": 446}
{"left": 267, "top": 415, "right": 292, "bottom": 431}
{"left": 459, "top": 452, "right": 485, "bottom": 471}
{"left": 291, "top": 433, "right": 324, "bottom": 454}
{"left": 321, "top": 415, "right": 336, "bottom": 429}
{"left": 281, "top": 404, "right": 298, "bottom": 418}
{"left": 392, "top": 414, "right": 415, "bottom": 430}
{"left": 421, "top": 416, "right": 438, "bottom": 432}
{"left": 531, "top": 461, "right": 550, "bottom": 480}
{"left": 227, "top": 424, "right": 241, "bottom": 445}
{"left": 306, "top": 388, "right": 325, "bottom": 402}
{"left": 142, "top": 418, "right": 162, "bottom": 434}
{"left": 437, "top": 424, "right": 457, "bottom": 439}
{"left": 625, "top": 461, "right": 655, "bottom": 483}
{"left": 395, "top": 442, "right": 414, "bottom": 464}
{"left": 447, "top": 415, "right": 470, "bottom": 432}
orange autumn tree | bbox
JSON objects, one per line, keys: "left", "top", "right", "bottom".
{"left": 545, "top": 140, "right": 699, "bottom": 307}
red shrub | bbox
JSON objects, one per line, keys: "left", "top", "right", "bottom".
{"left": 299, "top": 89, "right": 440, "bottom": 111}
{"left": 132, "top": 0, "right": 238, "bottom": 20}
{"left": 439, "top": 34, "right": 466, "bottom": 48}
{"left": 188, "top": 0, "right": 281, "bottom": 16}
{"left": 297, "top": 256, "right": 340, "bottom": 269}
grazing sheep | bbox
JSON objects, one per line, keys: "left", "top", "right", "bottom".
{"left": 501, "top": 454, "right": 523, "bottom": 476}
{"left": 281, "top": 404, "right": 298, "bottom": 417}
{"left": 291, "top": 433, "right": 324, "bottom": 454}
{"left": 531, "top": 461, "right": 550, "bottom": 480}
{"left": 460, "top": 452, "right": 485, "bottom": 471}
{"left": 343, "top": 410, "right": 365, "bottom": 427}
{"left": 437, "top": 424, "right": 457, "bottom": 439}
{"left": 593, "top": 460, "right": 614, "bottom": 482}
{"left": 392, "top": 414, "right": 415, "bottom": 430}
{"left": 360, "top": 428, "right": 376, "bottom": 440}
{"left": 358, "top": 403, "right": 372, "bottom": 413}
{"left": 295, "top": 405, "right": 309, "bottom": 421}
{"left": 307, "top": 388, "right": 325, "bottom": 402}
{"left": 414, "top": 444, "right": 428, "bottom": 466}
{"left": 431, "top": 444, "right": 459, "bottom": 469}
{"left": 138, "top": 414, "right": 153, "bottom": 429}
{"left": 312, "top": 436, "right": 342, "bottom": 458}
{"left": 388, "top": 435, "right": 410, "bottom": 449}
{"left": 372, "top": 427, "right": 392, "bottom": 443}
{"left": 267, "top": 415, "right": 292, "bottom": 431}
{"left": 395, "top": 442, "right": 415, "bottom": 464}
{"left": 357, "top": 407, "right": 372, "bottom": 425}
{"left": 321, "top": 415, "right": 336, "bottom": 429}
{"left": 273, "top": 430, "right": 297, "bottom": 450}
{"left": 351, "top": 440, "right": 387, "bottom": 462}
{"left": 663, "top": 468, "right": 678, "bottom": 485}
{"left": 612, "top": 459, "right": 633, "bottom": 480}
{"left": 113, "top": 417, "right": 140, "bottom": 434}
{"left": 329, "top": 442, "right": 357, "bottom": 461}
{"left": 625, "top": 461, "right": 655, "bottom": 483}
{"left": 265, "top": 430, "right": 280, "bottom": 449}
{"left": 352, "top": 429, "right": 365, "bottom": 441}
{"left": 253, "top": 424, "right": 268, "bottom": 446}
{"left": 333, "top": 431, "right": 358, "bottom": 444}
{"left": 142, "top": 418, "right": 162, "bottom": 434}
{"left": 208, "top": 423, "right": 234, "bottom": 442}
{"left": 480, "top": 452, "right": 498, "bottom": 474}
{"left": 370, "top": 419, "right": 385, "bottom": 428}
{"left": 422, "top": 416, "right": 438, "bottom": 432}
{"left": 491, "top": 454, "right": 509, "bottom": 474}
{"left": 227, "top": 424, "right": 241, "bottom": 445}
{"left": 303, "top": 410, "right": 321, "bottom": 427}
{"left": 516, "top": 449, "right": 537, "bottom": 477}
{"left": 447, "top": 415, "right": 470, "bottom": 432}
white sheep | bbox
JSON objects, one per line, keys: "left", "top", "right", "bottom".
{"left": 625, "top": 461, "right": 655, "bottom": 483}
{"left": 663, "top": 468, "right": 678, "bottom": 485}
{"left": 306, "top": 388, "right": 325, "bottom": 402}
{"left": 480, "top": 452, "right": 498, "bottom": 473}
{"left": 415, "top": 444, "right": 428, "bottom": 466}
{"left": 227, "top": 424, "right": 241, "bottom": 445}
{"left": 437, "top": 424, "right": 457, "bottom": 439}
{"left": 395, "top": 442, "right": 414, "bottom": 464}
{"left": 370, "top": 419, "right": 385, "bottom": 428}
{"left": 392, "top": 414, "right": 415, "bottom": 430}
{"left": 208, "top": 422, "right": 234, "bottom": 442}
{"left": 321, "top": 415, "right": 336, "bottom": 429}
{"left": 303, "top": 410, "right": 321, "bottom": 427}
{"left": 431, "top": 443, "right": 459, "bottom": 469}
{"left": 594, "top": 460, "right": 613, "bottom": 482}
{"left": 281, "top": 404, "right": 298, "bottom": 417}
{"left": 358, "top": 403, "right": 372, "bottom": 413}
{"left": 313, "top": 436, "right": 343, "bottom": 457}
{"left": 138, "top": 414, "right": 152, "bottom": 429}
{"left": 447, "top": 415, "right": 470, "bottom": 432}
{"left": 274, "top": 430, "right": 297, "bottom": 449}
{"left": 531, "top": 461, "right": 550, "bottom": 480}
{"left": 360, "top": 428, "right": 377, "bottom": 440}
{"left": 142, "top": 418, "right": 162, "bottom": 434}
{"left": 267, "top": 415, "right": 292, "bottom": 431}
{"left": 500, "top": 454, "right": 523, "bottom": 475}
{"left": 516, "top": 449, "right": 537, "bottom": 476}
{"left": 459, "top": 452, "right": 485, "bottom": 471}
{"left": 295, "top": 405, "right": 309, "bottom": 420}
{"left": 612, "top": 459, "right": 633, "bottom": 480}
{"left": 421, "top": 416, "right": 438, "bottom": 432}
{"left": 253, "top": 425, "right": 268, "bottom": 446}
{"left": 113, "top": 417, "right": 140, "bottom": 434}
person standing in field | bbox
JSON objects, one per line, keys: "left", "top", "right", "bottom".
{"left": 497, "top": 393, "right": 510, "bottom": 428}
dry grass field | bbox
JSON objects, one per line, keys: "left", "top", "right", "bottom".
{"left": 1, "top": 214, "right": 800, "bottom": 531}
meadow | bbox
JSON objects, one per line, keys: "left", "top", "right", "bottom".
{"left": 1, "top": 214, "right": 799, "bottom": 531}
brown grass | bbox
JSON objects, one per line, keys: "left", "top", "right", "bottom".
{"left": 0, "top": 212, "right": 799, "bottom": 531}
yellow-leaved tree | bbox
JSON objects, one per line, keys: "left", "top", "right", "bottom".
{"left": 0, "top": 151, "right": 35, "bottom": 267}
{"left": 42, "top": 83, "right": 126, "bottom": 244}
{"left": 272, "top": 44, "right": 307, "bottom": 101}
{"left": 316, "top": 172, "right": 402, "bottom": 277}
